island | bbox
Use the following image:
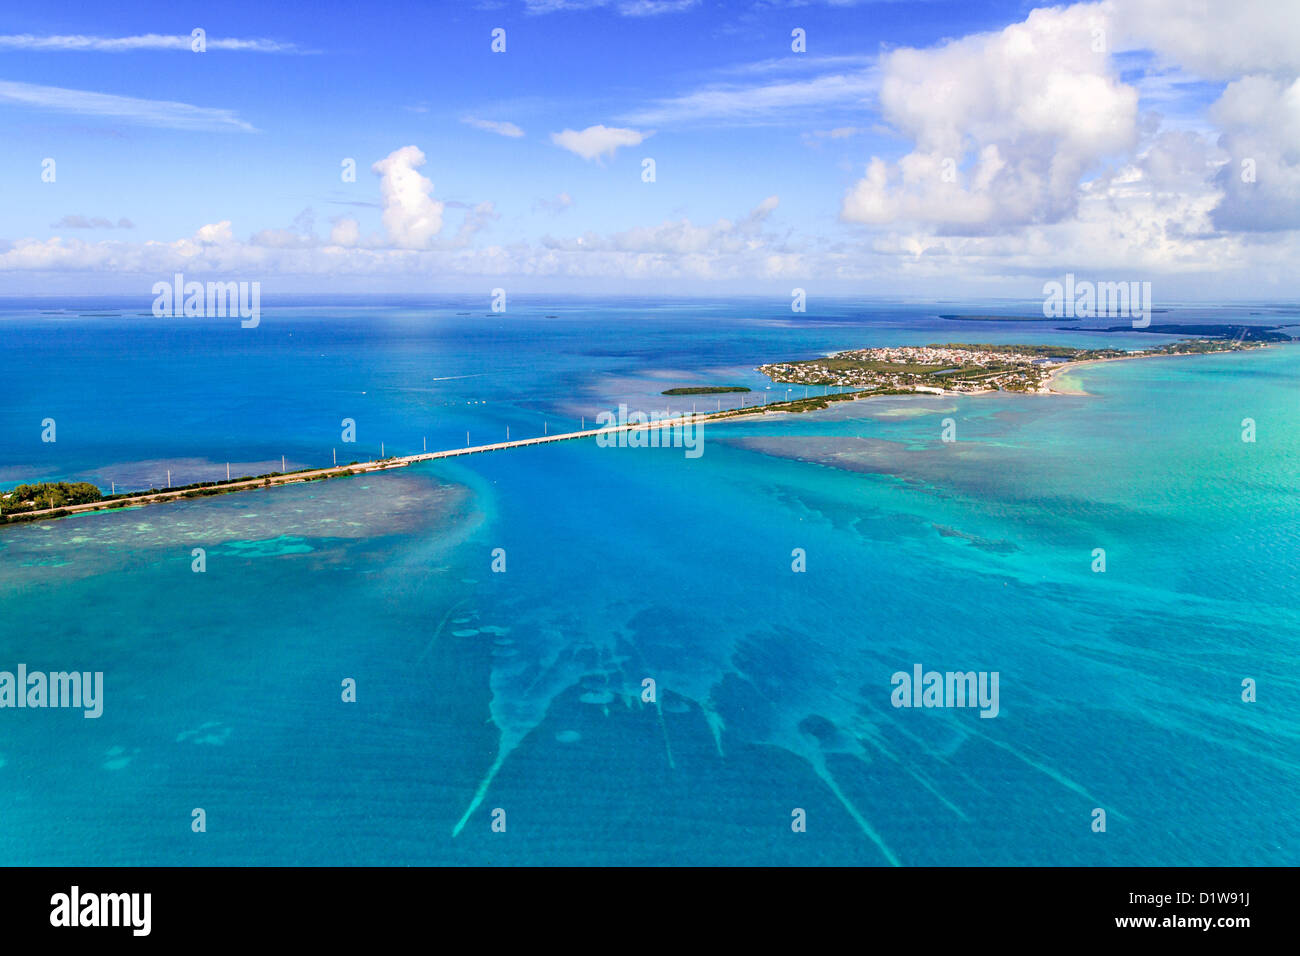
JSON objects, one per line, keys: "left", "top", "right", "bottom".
{"left": 661, "top": 385, "right": 751, "bottom": 395}
{"left": 757, "top": 339, "right": 1271, "bottom": 395}
{"left": 939, "top": 311, "right": 1168, "bottom": 322}
{"left": 1057, "top": 323, "right": 1290, "bottom": 341}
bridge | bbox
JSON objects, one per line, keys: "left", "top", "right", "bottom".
{"left": 1, "top": 411, "right": 719, "bottom": 525}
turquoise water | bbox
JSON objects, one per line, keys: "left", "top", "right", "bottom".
{"left": 1, "top": 299, "right": 1298, "bottom": 864}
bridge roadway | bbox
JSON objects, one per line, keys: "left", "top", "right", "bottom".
{"left": 3, "top": 412, "right": 716, "bottom": 523}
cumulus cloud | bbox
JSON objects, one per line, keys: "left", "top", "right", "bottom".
{"left": 250, "top": 228, "right": 312, "bottom": 249}
{"left": 461, "top": 116, "right": 525, "bottom": 138}
{"left": 1208, "top": 75, "right": 1300, "bottom": 231}
{"left": 1110, "top": 0, "right": 1300, "bottom": 80}
{"left": 370, "top": 146, "right": 445, "bottom": 248}
{"left": 841, "top": 3, "right": 1138, "bottom": 232}
{"left": 550, "top": 125, "right": 648, "bottom": 162}
{"left": 194, "top": 221, "right": 234, "bottom": 244}
{"left": 449, "top": 201, "right": 500, "bottom": 247}
{"left": 330, "top": 218, "right": 361, "bottom": 248}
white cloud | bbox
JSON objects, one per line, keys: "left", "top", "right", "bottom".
{"left": 330, "top": 218, "right": 361, "bottom": 248}
{"left": 450, "top": 201, "right": 501, "bottom": 247}
{"left": 250, "top": 228, "right": 315, "bottom": 249}
{"left": 542, "top": 195, "right": 779, "bottom": 256}
{"left": 623, "top": 69, "right": 878, "bottom": 127}
{"left": 51, "top": 216, "right": 133, "bottom": 230}
{"left": 840, "top": 3, "right": 1138, "bottom": 230}
{"left": 370, "top": 146, "right": 445, "bottom": 249}
{"left": 1110, "top": 0, "right": 1300, "bottom": 80}
{"left": 550, "top": 125, "right": 648, "bottom": 162}
{"left": 461, "top": 116, "right": 525, "bottom": 138}
{"left": 803, "top": 126, "right": 871, "bottom": 147}
{"left": 194, "top": 221, "right": 234, "bottom": 245}
{"left": 617, "top": 0, "right": 699, "bottom": 15}
{"left": 1209, "top": 75, "right": 1300, "bottom": 230}
{"left": 0, "top": 33, "right": 305, "bottom": 53}
{"left": 524, "top": 0, "right": 699, "bottom": 14}
{"left": 535, "top": 192, "right": 574, "bottom": 214}
{"left": 0, "top": 80, "right": 256, "bottom": 131}
{"left": 3, "top": 187, "right": 1299, "bottom": 295}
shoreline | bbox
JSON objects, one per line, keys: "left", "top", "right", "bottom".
{"left": 1041, "top": 343, "right": 1275, "bottom": 395}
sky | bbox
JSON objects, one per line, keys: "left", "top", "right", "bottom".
{"left": 0, "top": 0, "right": 1297, "bottom": 299}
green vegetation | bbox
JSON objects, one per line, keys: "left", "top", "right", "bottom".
{"left": 1, "top": 481, "right": 102, "bottom": 514}
{"left": 709, "top": 388, "right": 874, "bottom": 418}
{"left": 1160, "top": 338, "right": 1258, "bottom": 353}
{"left": 931, "top": 343, "right": 1115, "bottom": 358}
{"left": 661, "top": 385, "right": 751, "bottom": 395}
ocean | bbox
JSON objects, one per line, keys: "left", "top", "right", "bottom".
{"left": 1, "top": 296, "right": 1297, "bottom": 865}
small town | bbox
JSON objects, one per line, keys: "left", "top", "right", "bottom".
{"left": 757, "top": 344, "right": 1090, "bottom": 393}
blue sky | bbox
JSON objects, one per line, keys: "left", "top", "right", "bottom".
{"left": 1, "top": 0, "right": 1297, "bottom": 298}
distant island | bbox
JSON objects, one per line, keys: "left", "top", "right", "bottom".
{"left": 661, "top": 385, "right": 751, "bottom": 395}
{"left": 1057, "top": 323, "right": 1290, "bottom": 341}
{"left": 940, "top": 311, "right": 1174, "bottom": 322}
{"left": 759, "top": 339, "right": 1270, "bottom": 395}
{"left": 938, "top": 314, "right": 1060, "bottom": 322}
